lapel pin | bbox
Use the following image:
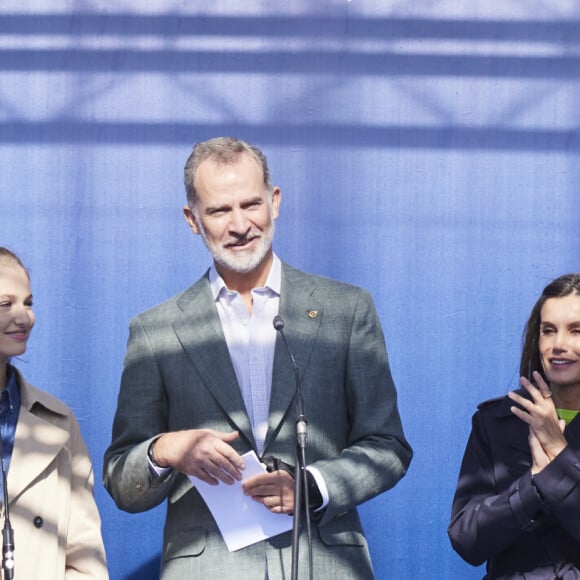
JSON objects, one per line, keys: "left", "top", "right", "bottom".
{"left": 308, "top": 310, "right": 318, "bottom": 319}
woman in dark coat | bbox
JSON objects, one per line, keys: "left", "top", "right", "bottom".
{"left": 449, "top": 273, "right": 580, "bottom": 580}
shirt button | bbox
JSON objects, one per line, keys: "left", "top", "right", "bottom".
{"left": 33, "top": 516, "right": 43, "bottom": 529}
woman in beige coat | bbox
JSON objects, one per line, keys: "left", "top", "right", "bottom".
{"left": 0, "top": 247, "right": 107, "bottom": 579}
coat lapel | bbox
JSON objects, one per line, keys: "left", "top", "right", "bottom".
{"left": 172, "top": 275, "right": 255, "bottom": 449}
{"left": 7, "top": 379, "right": 69, "bottom": 504}
{"left": 264, "top": 264, "right": 322, "bottom": 453}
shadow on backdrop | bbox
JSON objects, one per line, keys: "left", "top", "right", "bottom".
{"left": 0, "top": 13, "right": 579, "bottom": 150}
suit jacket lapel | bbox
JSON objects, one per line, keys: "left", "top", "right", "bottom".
{"left": 264, "top": 264, "right": 322, "bottom": 453}
{"left": 173, "top": 274, "right": 255, "bottom": 449}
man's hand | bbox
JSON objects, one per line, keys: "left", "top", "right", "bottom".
{"left": 242, "top": 470, "right": 295, "bottom": 514}
{"left": 508, "top": 371, "right": 567, "bottom": 474}
{"left": 152, "top": 429, "right": 245, "bottom": 485}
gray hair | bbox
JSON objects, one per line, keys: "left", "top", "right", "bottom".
{"left": 183, "top": 137, "right": 273, "bottom": 209}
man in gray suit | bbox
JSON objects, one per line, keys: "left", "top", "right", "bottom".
{"left": 103, "top": 137, "right": 412, "bottom": 579}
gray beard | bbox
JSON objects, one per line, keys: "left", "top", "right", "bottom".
{"left": 199, "top": 222, "right": 275, "bottom": 275}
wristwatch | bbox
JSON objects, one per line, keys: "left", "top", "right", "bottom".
{"left": 147, "top": 436, "right": 167, "bottom": 468}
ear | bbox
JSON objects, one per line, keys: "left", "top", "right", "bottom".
{"left": 183, "top": 205, "right": 201, "bottom": 235}
{"left": 271, "top": 187, "right": 281, "bottom": 219}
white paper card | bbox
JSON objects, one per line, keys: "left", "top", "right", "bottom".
{"left": 188, "top": 450, "right": 293, "bottom": 552}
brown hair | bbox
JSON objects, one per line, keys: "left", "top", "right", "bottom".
{"left": 0, "top": 247, "right": 29, "bottom": 279}
{"left": 520, "top": 273, "right": 580, "bottom": 380}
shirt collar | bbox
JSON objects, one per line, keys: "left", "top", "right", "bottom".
{"left": 208, "top": 253, "right": 282, "bottom": 300}
{"left": 2, "top": 364, "right": 21, "bottom": 409}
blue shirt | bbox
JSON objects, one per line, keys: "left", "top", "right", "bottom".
{"left": 0, "top": 365, "right": 21, "bottom": 498}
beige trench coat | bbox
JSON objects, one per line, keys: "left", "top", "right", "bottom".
{"left": 1, "top": 368, "right": 107, "bottom": 579}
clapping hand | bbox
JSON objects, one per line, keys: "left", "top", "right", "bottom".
{"left": 508, "top": 371, "right": 566, "bottom": 474}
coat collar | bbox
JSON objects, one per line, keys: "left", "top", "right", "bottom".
{"left": 14, "top": 370, "right": 69, "bottom": 418}
{"left": 7, "top": 368, "right": 70, "bottom": 503}
{"left": 478, "top": 388, "right": 580, "bottom": 456}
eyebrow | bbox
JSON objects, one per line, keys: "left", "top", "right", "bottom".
{"left": 204, "top": 196, "right": 264, "bottom": 214}
{"left": 0, "top": 294, "right": 33, "bottom": 301}
{"left": 203, "top": 203, "right": 230, "bottom": 215}
{"left": 540, "top": 320, "right": 580, "bottom": 327}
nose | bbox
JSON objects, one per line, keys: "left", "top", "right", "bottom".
{"left": 13, "top": 303, "right": 32, "bottom": 326}
{"left": 228, "top": 208, "right": 251, "bottom": 235}
{"left": 552, "top": 331, "right": 568, "bottom": 352}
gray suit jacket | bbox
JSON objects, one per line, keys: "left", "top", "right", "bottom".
{"left": 103, "top": 262, "right": 412, "bottom": 579}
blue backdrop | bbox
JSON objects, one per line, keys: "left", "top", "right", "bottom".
{"left": 1, "top": 2, "right": 579, "bottom": 578}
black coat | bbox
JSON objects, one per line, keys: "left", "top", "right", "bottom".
{"left": 449, "top": 391, "right": 580, "bottom": 579}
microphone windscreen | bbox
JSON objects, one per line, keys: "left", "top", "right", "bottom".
{"left": 273, "top": 315, "right": 284, "bottom": 331}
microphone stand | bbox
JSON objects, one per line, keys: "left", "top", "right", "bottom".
{"left": 293, "top": 404, "right": 312, "bottom": 580}
{"left": 273, "top": 316, "right": 313, "bottom": 580}
{"left": 0, "top": 430, "right": 14, "bottom": 579}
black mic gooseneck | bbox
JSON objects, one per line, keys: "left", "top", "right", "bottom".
{"left": 273, "top": 315, "right": 313, "bottom": 580}
{"left": 0, "top": 417, "right": 14, "bottom": 580}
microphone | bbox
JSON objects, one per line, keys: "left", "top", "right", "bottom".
{"left": 272, "top": 316, "right": 306, "bottom": 449}
{"left": 273, "top": 315, "right": 313, "bottom": 580}
{"left": 272, "top": 314, "right": 284, "bottom": 332}
{"left": 0, "top": 426, "right": 14, "bottom": 579}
